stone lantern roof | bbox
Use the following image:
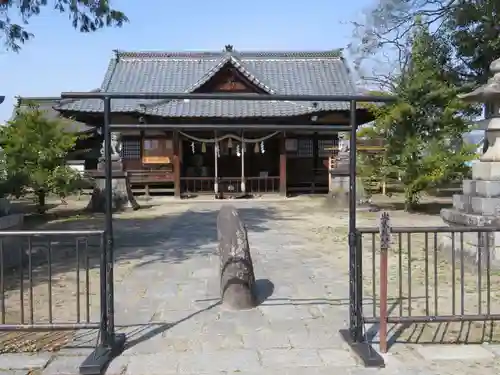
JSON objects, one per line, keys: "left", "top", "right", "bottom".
{"left": 460, "top": 58, "right": 500, "bottom": 102}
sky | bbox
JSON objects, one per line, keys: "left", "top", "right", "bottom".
{"left": 0, "top": 0, "right": 374, "bottom": 123}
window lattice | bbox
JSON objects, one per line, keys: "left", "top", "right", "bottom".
{"left": 297, "top": 139, "right": 313, "bottom": 157}
{"left": 121, "top": 139, "right": 141, "bottom": 160}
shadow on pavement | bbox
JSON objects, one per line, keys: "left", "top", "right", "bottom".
{"left": 0, "top": 203, "right": 298, "bottom": 352}
{"left": 2, "top": 204, "right": 287, "bottom": 293}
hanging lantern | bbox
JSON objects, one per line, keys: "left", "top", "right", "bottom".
{"left": 201, "top": 142, "right": 206, "bottom": 153}
{"left": 254, "top": 143, "right": 259, "bottom": 153}
{"left": 227, "top": 138, "right": 233, "bottom": 149}
{"left": 236, "top": 144, "right": 241, "bottom": 157}
{"left": 260, "top": 141, "right": 265, "bottom": 154}
{"left": 191, "top": 142, "right": 195, "bottom": 154}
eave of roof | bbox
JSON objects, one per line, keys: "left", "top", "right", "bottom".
{"left": 13, "top": 96, "right": 96, "bottom": 133}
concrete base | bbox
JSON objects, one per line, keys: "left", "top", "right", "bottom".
{"left": 441, "top": 203, "right": 500, "bottom": 269}
{"left": 463, "top": 179, "right": 500, "bottom": 197}
{"left": 87, "top": 161, "right": 140, "bottom": 212}
{"left": 438, "top": 225, "right": 500, "bottom": 270}
{"left": 441, "top": 208, "right": 500, "bottom": 227}
{"left": 439, "top": 165, "right": 500, "bottom": 270}
{"left": 472, "top": 161, "right": 500, "bottom": 180}
{"left": 328, "top": 176, "right": 375, "bottom": 210}
{"left": 452, "top": 194, "right": 500, "bottom": 216}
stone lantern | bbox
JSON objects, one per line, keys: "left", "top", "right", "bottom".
{"left": 440, "top": 57, "right": 500, "bottom": 268}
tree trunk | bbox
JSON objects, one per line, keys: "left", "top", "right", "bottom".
{"left": 217, "top": 204, "right": 256, "bottom": 310}
{"left": 36, "top": 190, "right": 46, "bottom": 213}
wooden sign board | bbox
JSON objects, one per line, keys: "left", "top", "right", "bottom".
{"left": 142, "top": 156, "right": 171, "bottom": 164}
{"left": 324, "top": 138, "right": 386, "bottom": 154}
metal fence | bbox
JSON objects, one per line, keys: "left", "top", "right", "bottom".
{"left": 0, "top": 230, "right": 123, "bottom": 375}
{"left": 354, "top": 215, "right": 500, "bottom": 356}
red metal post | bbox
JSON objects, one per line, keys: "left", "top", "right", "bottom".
{"left": 379, "top": 212, "right": 391, "bottom": 353}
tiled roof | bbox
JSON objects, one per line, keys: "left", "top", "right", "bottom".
{"left": 56, "top": 49, "right": 359, "bottom": 118}
{"left": 13, "top": 97, "right": 94, "bottom": 133}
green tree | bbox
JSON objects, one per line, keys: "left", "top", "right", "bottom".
{"left": 1, "top": 0, "right": 128, "bottom": 51}
{"left": 1, "top": 104, "right": 85, "bottom": 212}
{"left": 371, "top": 21, "right": 477, "bottom": 210}
{"left": 446, "top": 1, "right": 500, "bottom": 84}
{"left": 356, "top": 123, "right": 395, "bottom": 195}
{"left": 350, "top": 0, "right": 500, "bottom": 88}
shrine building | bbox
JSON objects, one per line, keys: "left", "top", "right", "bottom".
{"left": 51, "top": 46, "right": 374, "bottom": 197}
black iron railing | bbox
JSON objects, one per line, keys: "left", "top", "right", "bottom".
{"left": 355, "top": 222, "right": 500, "bottom": 354}
{"left": 0, "top": 231, "right": 102, "bottom": 330}
{"left": 0, "top": 230, "right": 123, "bottom": 375}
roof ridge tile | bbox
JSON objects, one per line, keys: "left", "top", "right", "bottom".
{"left": 114, "top": 49, "right": 343, "bottom": 60}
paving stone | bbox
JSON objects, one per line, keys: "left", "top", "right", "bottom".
{"left": 258, "top": 348, "right": 324, "bottom": 368}
{"left": 416, "top": 344, "right": 495, "bottom": 360}
{"left": 105, "top": 356, "right": 130, "bottom": 375}
{"left": 288, "top": 330, "right": 345, "bottom": 349}
{"left": 483, "top": 343, "right": 500, "bottom": 356}
{"left": 259, "top": 304, "right": 314, "bottom": 321}
{"left": 283, "top": 368, "right": 384, "bottom": 375}
{"left": 317, "top": 348, "right": 358, "bottom": 366}
{"left": 123, "top": 334, "right": 180, "bottom": 355}
{"left": 160, "top": 318, "right": 205, "bottom": 336}
{"left": 265, "top": 319, "right": 309, "bottom": 335}
{"left": 242, "top": 328, "right": 292, "bottom": 349}
{"left": 371, "top": 343, "right": 422, "bottom": 366}
{"left": 41, "top": 356, "right": 85, "bottom": 375}
{"left": 304, "top": 316, "right": 348, "bottom": 332}
{"left": 125, "top": 353, "right": 178, "bottom": 375}
{"left": 0, "top": 354, "right": 52, "bottom": 370}
{"left": 199, "top": 333, "right": 244, "bottom": 351}
{"left": 200, "top": 319, "right": 241, "bottom": 336}
{"left": 177, "top": 349, "right": 261, "bottom": 373}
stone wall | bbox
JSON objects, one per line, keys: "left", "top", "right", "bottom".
{"left": 0, "top": 214, "right": 25, "bottom": 270}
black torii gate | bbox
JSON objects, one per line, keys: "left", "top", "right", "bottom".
{"left": 60, "top": 91, "right": 395, "bottom": 373}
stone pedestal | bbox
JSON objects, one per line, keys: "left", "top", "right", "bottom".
{"left": 439, "top": 56, "right": 500, "bottom": 270}
{"left": 328, "top": 151, "right": 375, "bottom": 211}
{"left": 440, "top": 162, "right": 500, "bottom": 269}
{"left": 86, "top": 160, "right": 140, "bottom": 212}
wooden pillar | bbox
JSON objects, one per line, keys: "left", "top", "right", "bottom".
{"left": 214, "top": 130, "right": 219, "bottom": 194}
{"left": 173, "top": 130, "right": 181, "bottom": 198}
{"left": 279, "top": 132, "right": 287, "bottom": 196}
{"left": 241, "top": 131, "right": 246, "bottom": 194}
{"left": 312, "top": 132, "right": 319, "bottom": 193}
{"left": 139, "top": 130, "right": 145, "bottom": 159}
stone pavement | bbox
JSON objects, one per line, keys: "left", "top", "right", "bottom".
{"left": 2, "top": 199, "right": 500, "bottom": 374}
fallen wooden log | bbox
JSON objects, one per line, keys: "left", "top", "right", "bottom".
{"left": 217, "top": 204, "right": 256, "bottom": 310}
